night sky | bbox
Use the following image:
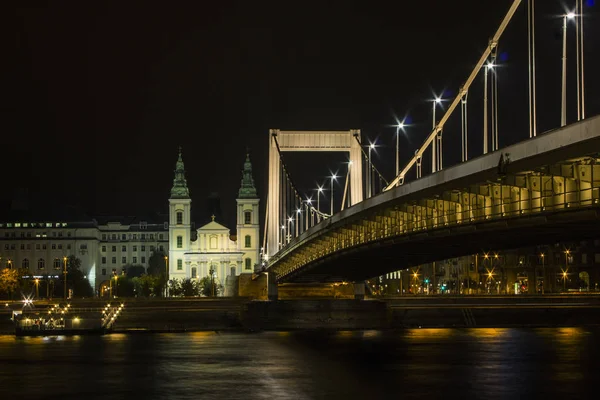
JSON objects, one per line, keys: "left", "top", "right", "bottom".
{"left": 7, "top": 0, "right": 600, "bottom": 228}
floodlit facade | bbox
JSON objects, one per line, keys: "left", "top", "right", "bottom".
{"left": 168, "top": 149, "right": 260, "bottom": 286}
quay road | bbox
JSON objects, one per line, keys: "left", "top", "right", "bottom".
{"left": 384, "top": 294, "right": 600, "bottom": 308}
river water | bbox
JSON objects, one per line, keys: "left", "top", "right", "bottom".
{"left": 0, "top": 328, "right": 597, "bottom": 399}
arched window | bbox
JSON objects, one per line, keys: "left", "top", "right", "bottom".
{"left": 191, "top": 267, "right": 197, "bottom": 279}
{"left": 37, "top": 258, "right": 45, "bottom": 270}
{"left": 244, "top": 235, "right": 251, "bottom": 248}
{"left": 22, "top": 258, "right": 29, "bottom": 269}
{"left": 245, "top": 258, "right": 252, "bottom": 270}
{"left": 53, "top": 258, "right": 61, "bottom": 270}
{"left": 244, "top": 211, "right": 252, "bottom": 224}
{"left": 176, "top": 211, "right": 183, "bottom": 225}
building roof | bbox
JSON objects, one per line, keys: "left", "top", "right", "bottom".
{"left": 197, "top": 215, "right": 229, "bottom": 231}
{"left": 238, "top": 153, "right": 258, "bottom": 199}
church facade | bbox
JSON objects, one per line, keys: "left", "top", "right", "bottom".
{"left": 168, "top": 149, "right": 260, "bottom": 286}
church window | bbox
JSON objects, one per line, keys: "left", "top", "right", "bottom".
{"left": 22, "top": 258, "right": 29, "bottom": 269}
{"left": 244, "top": 211, "right": 252, "bottom": 224}
{"left": 245, "top": 235, "right": 251, "bottom": 248}
{"left": 245, "top": 258, "right": 252, "bottom": 270}
{"left": 38, "top": 258, "right": 45, "bottom": 270}
{"left": 191, "top": 267, "right": 197, "bottom": 279}
{"left": 176, "top": 212, "right": 183, "bottom": 225}
{"left": 177, "top": 236, "right": 183, "bottom": 248}
{"left": 53, "top": 258, "right": 61, "bottom": 270}
{"left": 177, "top": 259, "right": 183, "bottom": 270}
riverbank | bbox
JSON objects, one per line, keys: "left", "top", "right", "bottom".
{"left": 3, "top": 295, "right": 600, "bottom": 334}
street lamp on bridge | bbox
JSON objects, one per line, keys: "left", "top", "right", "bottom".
{"left": 330, "top": 174, "right": 337, "bottom": 215}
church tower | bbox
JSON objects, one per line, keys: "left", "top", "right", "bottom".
{"left": 169, "top": 147, "right": 191, "bottom": 280}
{"left": 236, "top": 153, "right": 260, "bottom": 273}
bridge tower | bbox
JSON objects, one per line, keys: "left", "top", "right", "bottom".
{"left": 168, "top": 147, "right": 192, "bottom": 281}
{"left": 236, "top": 153, "right": 260, "bottom": 274}
{"left": 267, "top": 129, "right": 363, "bottom": 258}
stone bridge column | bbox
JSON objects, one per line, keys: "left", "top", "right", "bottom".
{"left": 267, "top": 271, "right": 278, "bottom": 301}
{"left": 354, "top": 281, "right": 365, "bottom": 300}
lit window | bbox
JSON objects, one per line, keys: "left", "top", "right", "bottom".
{"left": 37, "top": 258, "right": 45, "bottom": 270}
{"left": 22, "top": 258, "right": 29, "bottom": 269}
{"left": 53, "top": 259, "right": 61, "bottom": 270}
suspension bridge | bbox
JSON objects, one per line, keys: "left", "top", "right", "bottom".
{"left": 261, "top": 0, "right": 598, "bottom": 295}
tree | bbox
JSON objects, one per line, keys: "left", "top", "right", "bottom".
{"left": 147, "top": 250, "right": 167, "bottom": 277}
{"left": 58, "top": 255, "right": 93, "bottom": 298}
{"left": 127, "top": 265, "right": 146, "bottom": 278}
{"left": 0, "top": 268, "right": 21, "bottom": 299}
{"left": 198, "top": 275, "right": 222, "bottom": 297}
{"left": 132, "top": 274, "right": 161, "bottom": 297}
{"left": 180, "top": 278, "right": 198, "bottom": 297}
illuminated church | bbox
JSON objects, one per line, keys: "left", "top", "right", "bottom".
{"left": 167, "top": 149, "right": 260, "bottom": 286}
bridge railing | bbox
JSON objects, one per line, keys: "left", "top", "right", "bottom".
{"left": 269, "top": 165, "right": 600, "bottom": 278}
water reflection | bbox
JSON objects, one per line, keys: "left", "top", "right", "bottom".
{"left": 0, "top": 328, "right": 597, "bottom": 400}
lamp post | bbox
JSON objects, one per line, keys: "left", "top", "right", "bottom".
{"left": 562, "top": 13, "right": 575, "bottom": 126}
{"left": 395, "top": 123, "right": 404, "bottom": 177}
{"left": 564, "top": 249, "right": 570, "bottom": 291}
{"left": 432, "top": 98, "right": 442, "bottom": 171}
{"left": 540, "top": 253, "right": 545, "bottom": 295}
{"left": 316, "top": 186, "right": 324, "bottom": 214}
{"left": 164, "top": 255, "right": 169, "bottom": 298}
{"left": 62, "top": 256, "right": 68, "bottom": 300}
{"left": 287, "top": 217, "right": 293, "bottom": 243}
{"left": 330, "top": 174, "right": 337, "bottom": 215}
{"left": 34, "top": 278, "right": 39, "bottom": 299}
{"left": 367, "top": 144, "right": 374, "bottom": 198}
{"left": 209, "top": 265, "right": 215, "bottom": 297}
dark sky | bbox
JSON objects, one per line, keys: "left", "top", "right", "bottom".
{"left": 6, "top": 0, "right": 600, "bottom": 228}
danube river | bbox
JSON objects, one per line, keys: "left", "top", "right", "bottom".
{"left": 0, "top": 328, "right": 597, "bottom": 399}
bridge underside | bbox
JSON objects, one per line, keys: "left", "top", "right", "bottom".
{"left": 271, "top": 154, "right": 600, "bottom": 283}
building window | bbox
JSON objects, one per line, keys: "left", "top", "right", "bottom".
{"left": 245, "top": 258, "right": 252, "bottom": 270}
{"left": 102, "top": 257, "right": 107, "bottom": 264}
{"left": 3, "top": 244, "right": 8, "bottom": 250}
{"left": 133, "top": 234, "right": 137, "bottom": 240}
{"left": 26, "top": 232, "right": 31, "bottom": 238}
{"left": 102, "top": 246, "right": 106, "bottom": 252}
{"left": 141, "top": 257, "right": 146, "bottom": 264}
{"left": 159, "top": 234, "right": 164, "bottom": 240}
{"left": 164, "top": 222, "right": 168, "bottom": 229}
{"left": 112, "top": 234, "right": 116, "bottom": 240}
{"left": 10, "top": 244, "right": 15, "bottom": 250}
{"left": 67, "top": 244, "right": 71, "bottom": 250}
{"left": 102, "top": 268, "right": 106, "bottom": 276}
{"left": 141, "top": 234, "right": 146, "bottom": 240}
{"left": 122, "top": 245, "right": 126, "bottom": 252}
{"left": 176, "top": 211, "right": 183, "bottom": 225}
{"left": 20, "top": 244, "right": 25, "bottom": 250}
{"left": 122, "top": 234, "right": 126, "bottom": 240}
{"left": 38, "top": 259, "right": 45, "bottom": 270}
{"left": 80, "top": 244, "right": 87, "bottom": 250}
{"left": 245, "top": 235, "right": 251, "bottom": 248}
{"left": 177, "top": 259, "right": 183, "bottom": 270}
{"left": 27, "top": 244, "right": 31, "bottom": 250}
{"left": 22, "top": 258, "right": 29, "bottom": 269}
{"left": 42, "top": 244, "right": 47, "bottom": 250}
{"left": 133, "top": 257, "right": 137, "bottom": 264}
{"left": 150, "top": 234, "right": 154, "bottom": 240}
{"left": 133, "top": 245, "right": 137, "bottom": 251}
{"left": 141, "top": 245, "right": 146, "bottom": 251}
{"left": 102, "top": 234, "right": 107, "bottom": 240}
{"left": 177, "top": 236, "right": 183, "bottom": 248}
{"left": 244, "top": 211, "right": 252, "bottom": 224}
{"left": 159, "top": 245, "right": 164, "bottom": 252}
{"left": 112, "top": 257, "right": 116, "bottom": 264}
{"left": 150, "top": 245, "right": 155, "bottom": 251}
{"left": 36, "top": 244, "right": 40, "bottom": 250}
{"left": 52, "top": 244, "right": 56, "bottom": 250}
{"left": 122, "top": 257, "right": 126, "bottom": 264}
{"left": 53, "top": 258, "right": 61, "bottom": 270}
{"left": 112, "top": 246, "right": 116, "bottom": 252}
{"left": 191, "top": 267, "right": 197, "bottom": 278}
{"left": 58, "top": 232, "right": 63, "bottom": 237}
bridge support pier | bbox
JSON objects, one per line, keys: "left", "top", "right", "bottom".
{"left": 268, "top": 272, "right": 278, "bottom": 301}
{"left": 354, "top": 282, "right": 365, "bottom": 300}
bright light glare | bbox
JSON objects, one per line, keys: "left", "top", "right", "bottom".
{"left": 487, "top": 62, "right": 494, "bottom": 69}
{"left": 369, "top": 143, "right": 375, "bottom": 149}
{"left": 435, "top": 97, "right": 442, "bottom": 103}
{"left": 332, "top": 174, "right": 337, "bottom": 180}
{"left": 397, "top": 123, "right": 405, "bottom": 129}
{"left": 566, "top": 12, "right": 575, "bottom": 19}
{"left": 288, "top": 217, "right": 293, "bottom": 223}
